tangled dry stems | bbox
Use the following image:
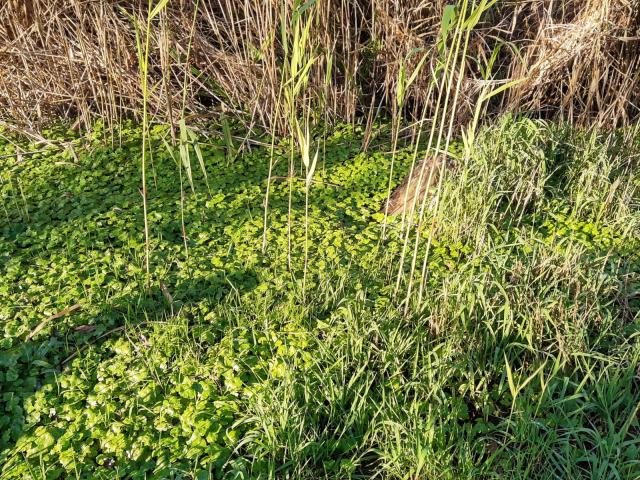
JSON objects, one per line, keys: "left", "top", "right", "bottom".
{"left": 0, "top": 0, "right": 638, "bottom": 132}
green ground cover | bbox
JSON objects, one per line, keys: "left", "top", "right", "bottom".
{"left": 1, "top": 118, "right": 639, "bottom": 479}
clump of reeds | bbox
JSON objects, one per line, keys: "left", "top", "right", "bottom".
{"left": 505, "top": 0, "right": 640, "bottom": 127}
{"left": 1, "top": 1, "right": 638, "bottom": 135}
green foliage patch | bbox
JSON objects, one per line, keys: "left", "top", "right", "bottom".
{"left": 1, "top": 118, "right": 639, "bottom": 478}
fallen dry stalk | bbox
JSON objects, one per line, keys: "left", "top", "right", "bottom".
{"left": 26, "top": 303, "right": 83, "bottom": 341}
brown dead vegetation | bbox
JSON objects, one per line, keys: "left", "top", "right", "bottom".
{"left": 506, "top": 0, "right": 640, "bottom": 126}
{"left": 0, "top": 1, "right": 638, "bottom": 134}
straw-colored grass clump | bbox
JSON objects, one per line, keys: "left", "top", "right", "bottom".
{"left": 1, "top": 0, "right": 638, "bottom": 133}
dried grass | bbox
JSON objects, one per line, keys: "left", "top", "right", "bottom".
{"left": 506, "top": 0, "right": 640, "bottom": 126}
{"left": 0, "top": 0, "right": 638, "bottom": 133}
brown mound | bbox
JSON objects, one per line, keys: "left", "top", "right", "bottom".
{"left": 507, "top": 0, "right": 640, "bottom": 126}
{"left": 384, "top": 155, "right": 444, "bottom": 216}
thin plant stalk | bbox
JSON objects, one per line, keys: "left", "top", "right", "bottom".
{"left": 392, "top": 2, "right": 467, "bottom": 298}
